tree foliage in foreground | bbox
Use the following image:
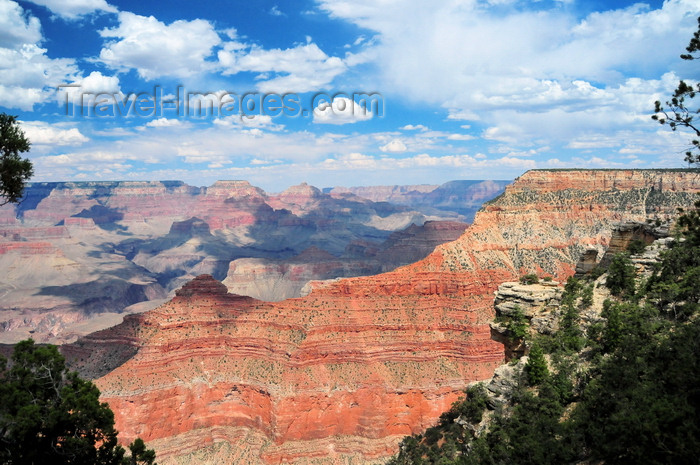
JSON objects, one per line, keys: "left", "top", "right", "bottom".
{"left": 0, "top": 113, "right": 33, "bottom": 205}
{"left": 0, "top": 340, "right": 156, "bottom": 465}
{"left": 386, "top": 198, "right": 700, "bottom": 465}
{"left": 653, "top": 16, "right": 700, "bottom": 165}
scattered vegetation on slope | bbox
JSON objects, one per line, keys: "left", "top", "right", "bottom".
{"left": 387, "top": 198, "right": 700, "bottom": 465}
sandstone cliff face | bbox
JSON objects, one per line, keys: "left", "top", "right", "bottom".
{"left": 94, "top": 273, "right": 503, "bottom": 464}
{"left": 89, "top": 169, "right": 700, "bottom": 464}
{"left": 432, "top": 170, "right": 700, "bottom": 278}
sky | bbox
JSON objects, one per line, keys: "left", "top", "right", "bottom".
{"left": 2, "top": 0, "right": 699, "bottom": 191}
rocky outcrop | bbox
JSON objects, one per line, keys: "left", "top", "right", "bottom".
{"left": 494, "top": 282, "right": 563, "bottom": 331}
{"left": 575, "top": 219, "right": 672, "bottom": 276}
{"left": 87, "top": 169, "right": 700, "bottom": 464}
{"left": 597, "top": 220, "right": 670, "bottom": 269}
{"left": 574, "top": 248, "right": 599, "bottom": 276}
{"left": 489, "top": 281, "right": 563, "bottom": 359}
{"left": 268, "top": 182, "right": 323, "bottom": 212}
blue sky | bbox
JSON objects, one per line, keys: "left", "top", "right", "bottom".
{"left": 2, "top": 0, "right": 699, "bottom": 191}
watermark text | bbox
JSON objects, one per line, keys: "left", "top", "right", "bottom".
{"left": 57, "top": 85, "right": 383, "bottom": 120}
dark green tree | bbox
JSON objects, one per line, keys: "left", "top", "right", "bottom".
{"left": 652, "top": 16, "right": 700, "bottom": 165}
{"left": 646, "top": 198, "right": 700, "bottom": 320}
{"left": 0, "top": 339, "right": 156, "bottom": 465}
{"left": 125, "top": 438, "right": 157, "bottom": 465}
{"left": 519, "top": 273, "right": 539, "bottom": 285}
{"left": 605, "top": 253, "right": 636, "bottom": 296}
{"left": 525, "top": 343, "right": 549, "bottom": 385}
{"left": 627, "top": 238, "right": 647, "bottom": 255}
{"left": 0, "top": 113, "right": 33, "bottom": 205}
{"left": 575, "top": 305, "right": 700, "bottom": 464}
{"left": 503, "top": 305, "right": 528, "bottom": 342}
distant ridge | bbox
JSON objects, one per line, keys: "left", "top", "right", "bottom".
{"left": 326, "top": 179, "right": 512, "bottom": 222}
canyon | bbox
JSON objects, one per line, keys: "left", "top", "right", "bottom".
{"left": 0, "top": 180, "right": 490, "bottom": 344}
{"left": 61, "top": 169, "right": 699, "bottom": 464}
{"left": 326, "top": 179, "right": 510, "bottom": 221}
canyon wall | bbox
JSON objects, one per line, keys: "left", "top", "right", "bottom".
{"left": 85, "top": 169, "right": 700, "bottom": 464}
{"left": 0, "top": 181, "right": 472, "bottom": 343}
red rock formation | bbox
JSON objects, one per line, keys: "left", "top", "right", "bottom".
{"left": 195, "top": 180, "right": 269, "bottom": 230}
{"left": 0, "top": 226, "right": 68, "bottom": 240}
{"left": 96, "top": 271, "right": 503, "bottom": 464}
{"left": 267, "top": 182, "right": 323, "bottom": 213}
{"left": 0, "top": 241, "right": 57, "bottom": 255}
{"left": 91, "top": 170, "right": 700, "bottom": 464}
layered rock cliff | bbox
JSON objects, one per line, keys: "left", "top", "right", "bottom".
{"left": 0, "top": 181, "right": 473, "bottom": 343}
{"left": 83, "top": 169, "right": 699, "bottom": 464}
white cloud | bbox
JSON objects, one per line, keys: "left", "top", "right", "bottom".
{"left": 39, "top": 150, "right": 136, "bottom": 168}
{"left": 400, "top": 124, "right": 428, "bottom": 131}
{"left": 566, "top": 136, "right": 620, "bottom": 150}
{"left": 320, "top": 0, "right": 698, "bottom": 100}
{"left": 317, "top": 0, "right": 700, "bottom": 150}
{"left": 145, "top": 118, "right": 183, "bottom": 128}
{"left": 32, "top": 120, "right": 670, "bottom": 189}
{"left": 269, "top": 5, "right": 285, "bottom": 16}
{"left": 321, "top": 152, "right": 537, "bottom": 172}
{"left": 24, "top": 0, "right": 116, "bottom": 19}
{"left": 0, "top": 0, "right": 79, "bottom": 110}
{"left": 57, "top": 70, "right": 122, "bottom": 107}
{"left": 0, "top": 0, "right": 42, "bottom": 47}
{"left": 75, "top": 70, "right": 121, "bottom": 94}
{"left": 213, "top": 113, "right": 282, "bottom": 130}
{"left": 221, "top": 28, "right": 238, "bottom": 40}
{"left": 380, "top": 138, "right": 407, "bottom": 152}
{"left": 32, "top": 121, "right": 371, "bottom": 181}
{"left": 321, "top": 152, "right": 378, "bottom": 170}
{"left": 250, "top": 158, "right": 283, "bottom": 165}
{"left": 218, "top": 42, "right": 346, "bottom": 92}
{"left": 99, "top": 12, "right": 221, "bottom": 79}
{"left": 313, "top": 97, "right": 373, "bottom": 125}
{"left": 447, "top": 109, "right": 481, "bottom": 121}
{"left": 483, "top": 124, "right": 529, "bottom": 145}
{"left": 19, "top": 121, "right": 88, "bottom": 146}
{"left": 447, "top": 133, "right": 474, "bottom": 141}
